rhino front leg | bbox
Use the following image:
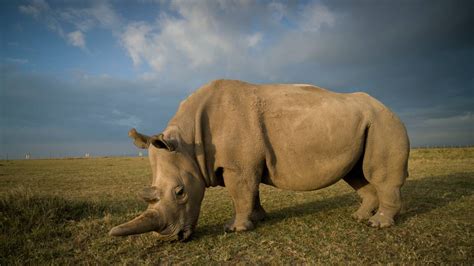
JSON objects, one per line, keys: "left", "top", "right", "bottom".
{"left": 250, "top": 190, "right": 267, "bottom": 222}
{"left": 223, "top": 169, "right": 261, "bottom": 232}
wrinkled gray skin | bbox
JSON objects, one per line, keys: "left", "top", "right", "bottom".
{"left": 109, "top": 80, "right": 410, "bottom": 241}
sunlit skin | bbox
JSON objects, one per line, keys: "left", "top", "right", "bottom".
{"left": 109, "top": 80, "right": 410, "bottom": 240}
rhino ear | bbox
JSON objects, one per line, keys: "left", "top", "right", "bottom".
{"left": 128, "top": 128, "right": 151, "bottom": 149}
{"left": 150, "top": 134, "right": 175, "bottom": 151}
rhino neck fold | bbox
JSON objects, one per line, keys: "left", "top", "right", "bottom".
{"left": 195, "top": 155, "right": 212, "bottom": 188}
{"left": 192, "top": 103, "right": 216, "bottom": 188}
{"left": 165, "top": 125, "right": 214, "bottom": 188}
{"left": 167, "top": 93, "right": 217, "bottom": 188}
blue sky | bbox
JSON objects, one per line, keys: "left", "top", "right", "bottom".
{"left": 1, "top": 0, "right": 473, "bottom": 158}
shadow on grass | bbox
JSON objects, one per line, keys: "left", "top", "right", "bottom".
{"left": 398, "top": 172, "right": 474, "bottom": 223}
{"left": 194, "top": 172, "right": 474, "bottom": 238}
{"left": 192, "top": 193, "right": 358, "bottom": 239}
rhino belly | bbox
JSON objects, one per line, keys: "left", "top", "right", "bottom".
{"left": 262, "top": 148, "right": 362, "bottom": 191}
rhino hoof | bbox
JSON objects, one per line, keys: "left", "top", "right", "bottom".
{"left": 351, "top": 210, "right": 372, "bottom": 222}
{"left": 368, "top": 213, "right": 394, "bottom": 228}
{"left": 224, "top": 220, "right": 254, "bottom": 232}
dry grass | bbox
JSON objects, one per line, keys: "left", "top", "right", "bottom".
{"left": 1, "top": 148, "right": 473, "bottom": 264}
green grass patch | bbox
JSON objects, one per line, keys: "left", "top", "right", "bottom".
{"left": 0, "top": 148, "right": 473, "bottom": 264}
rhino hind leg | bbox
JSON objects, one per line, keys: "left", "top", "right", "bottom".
{"left": 365, "top": 183, "right": 402, "bottom": 228}
{"left": 343, "top": 165, "right": 379, "bottom": 222}
{"left": 361, "top": 115, "right": 409, "bottom": 228}
{"left": 346, "top": 160, "right": 404, "bottom": 227}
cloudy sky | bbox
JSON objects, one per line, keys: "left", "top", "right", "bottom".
{"left": 1, "top": 0, "right": 473, "bottom": 158}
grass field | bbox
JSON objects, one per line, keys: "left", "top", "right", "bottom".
{"left": 1, "top": 148, "right": 473, "bottom": 264}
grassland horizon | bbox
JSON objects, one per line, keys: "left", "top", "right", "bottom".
{"left": 1, "top": 147, "right": 473, "bottom": 264}
{"left": 2, "top": 145, "right": 474, "bottom": 161}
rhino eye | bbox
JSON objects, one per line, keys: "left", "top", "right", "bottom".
{"left": 175, "top": 186, "right": 184, "bottom": 197}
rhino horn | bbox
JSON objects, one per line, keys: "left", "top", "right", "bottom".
{"left": 138, "top": 186, "right": 159, "bottom": 203}
{"left": 128, "top": 128, "right": 151, "bottom": 149}
{"left": 109, "top": 209, "right": 162, "bottom": 237}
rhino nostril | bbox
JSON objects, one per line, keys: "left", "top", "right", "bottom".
{"left": 177, "top": 230, "right": 184, "bottom": 241}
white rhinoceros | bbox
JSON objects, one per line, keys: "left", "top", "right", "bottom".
{"left": 109, "top": 79, "right": 409, "bottom": 241}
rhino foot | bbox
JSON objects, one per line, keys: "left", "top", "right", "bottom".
{"left": 351, "top": 210, "right": 373, "bottom": 222}
{"left": 367, "top": 212, "right": 394, "bottom": 228}
{"left": 224, "top": 219, "right": 254, "bottom": 232}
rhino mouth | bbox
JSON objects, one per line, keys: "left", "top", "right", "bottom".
{"left": 177, "top": 229, "right": 191, "bottom": 242}
{"left": 154, "top": 225, "right": 193, "bottom": 242}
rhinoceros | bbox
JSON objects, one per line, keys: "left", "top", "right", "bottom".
{"left": 109, "top": 79, "right": 409, "bottom": 241}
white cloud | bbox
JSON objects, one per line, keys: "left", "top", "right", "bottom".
{"left": 119, "top": 1, "right": 268, "bottom": 72}
{"left": 67, "top": 30, "right": 86, "bottom": 49}
{"left": 121, "top": 22, "right": 162, "bottom": 69}
{"left": 5, "top": 58, "right": 29, "bottom": 64}
{"left": 298, "top": 2, "right": 336, "bottom": 32}
{"left": 89, "top": 3, "right": 121, "bottom": 29}
{"left": 139, "top": 71, "right": 159, "bottom": 81}
{"left": 19, "top": 0, "right": 66, "bottom": 37}
{"left": 19, "top": 4, "right": 41, "bottom": 17}
{"left": 18, "top": 0, "right": 335, "bottom": 78}
{"left": 19, "top": 1, "right": 121, "bottom": 50}
{"left": 18, "top": 0, "right": 49, "bottom": 18}
{"left": 59, "top": 10, "right": 95, "bottom": 32}
{"left": 118, "top": 0, "right": 337, "bottom": 78}
{"left": 58, "top": 2, "right": 121, "bottom": 32}
{"left": 110, "top": 109, "right": 142, "bottom": 128}
{"left": 268, "top": 2, "right": 287, "bottom": 22}
{"left": 246, "top": 32, "right": 262, "bottom": 48}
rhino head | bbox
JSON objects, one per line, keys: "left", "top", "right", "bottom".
{"left": 109, "top": 128, "right": 205, "bottom": 241}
